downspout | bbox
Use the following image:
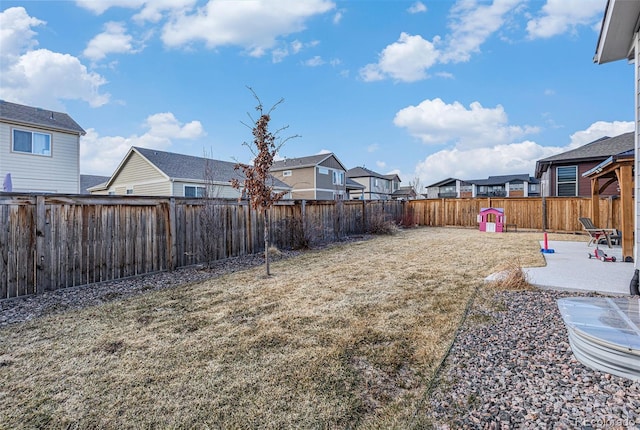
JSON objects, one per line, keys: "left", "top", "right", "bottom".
{"left": 631, "top": 30, "right": 640, "bottom": 295}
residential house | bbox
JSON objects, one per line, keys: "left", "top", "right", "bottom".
{"left": 89, "top": 146, "right": 291, "bottom": 198}
{"left": 346, "top": 166, "right": 402, "bottom": 200}
{"left": 425, "top": 178, "right": 469, "bottom": 199}
{"left": 391, "top": 186, "right": 417, "bottom": 200}
{"left": 593, "top": 0, "right": 640, "bottom": 268}
{"left": 80, "top": 174, "right": 110, "bottom": 194}
{"left": 425, "top": 174, "right": 539, "bottom": 198}
{"left": 270, "top": 153, "right": 347, "bottom": 200}
{"left": 471, "top": 174, "right": 540, "bottom": 198}
{"left": 535, "top": 132, "right": 634, "bottom": 197}
{"left": 0, "top": 100, "right": 85, "bottom": 193}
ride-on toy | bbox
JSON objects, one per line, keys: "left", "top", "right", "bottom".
{"left": 588, "top": 246, "right": 616, "bottom": 262}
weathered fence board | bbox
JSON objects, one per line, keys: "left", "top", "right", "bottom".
{"left": 0, "top": 194, "right": 626, "bottom": 300}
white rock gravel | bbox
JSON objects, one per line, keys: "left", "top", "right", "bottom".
{"left": 427, "top": 289, "right": 640, "bottom": 429}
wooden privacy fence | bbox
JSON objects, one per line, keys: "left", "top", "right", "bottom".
{"left": 0, "top": 195, "right": 403, "bottom": 300}
{"left": 407, "top": 196, "right": 622, "bottom": 232}
{"left": 0, "top": 194, "right": 622, "bottom": 300}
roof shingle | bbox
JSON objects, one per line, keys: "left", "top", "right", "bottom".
{"left": 0, "top": 100, "right": 85, "bottom": 135}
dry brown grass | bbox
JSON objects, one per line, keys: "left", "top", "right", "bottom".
{"left": 0, "top": 227, "right": 565, "bottom": 428}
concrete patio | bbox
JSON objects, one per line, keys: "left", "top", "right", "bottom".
{"left": 523, "top": 240, "right": 635, "bottom": 295}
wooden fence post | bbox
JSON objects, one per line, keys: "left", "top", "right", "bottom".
{"left": 35, "top": 195, "right": 47, "bottom": 294}
{"left": 168, "top": 198, "right": 177, "bottom": 271}
{"left": 362, "top": 199, "right": 367, "bottom": 232}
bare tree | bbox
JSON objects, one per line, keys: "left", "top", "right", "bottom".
{"left": 231, "top": 87, "right": 299, "bottom": 276}
{"left": 409, "top": 176, "right": 423, "bottom": 197}
{"left": 199, "top": 148, "right": 224, "bottom": 267}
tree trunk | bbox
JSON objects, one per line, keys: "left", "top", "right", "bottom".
{"left": 264, "top": 208, "right": 270, "bottom": 276}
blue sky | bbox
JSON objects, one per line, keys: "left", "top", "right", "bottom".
{"left": 0, "top": 0, "right": 634, "bottom": 189}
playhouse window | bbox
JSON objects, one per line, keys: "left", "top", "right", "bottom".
{"left": 556, "top": 166, "right": 577, "bottom": 196}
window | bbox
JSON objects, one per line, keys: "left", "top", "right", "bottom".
{"left": 509, "top": 182, "right": 524, "bottom": 191}
{"left": 283, "top": 170, "right": 292, "bottom": 177}
{"left": 126, "top": 188, "right": 134, "bottom": 195}
{"left": 13, "top": 129, "right": 51, "bottom": 156}
{"left": 529, "top": 183, "right": 540, "bottom": 193}
{"left": 318, "top": 167, "right": 329, "bottom": 175}
{"left": 556, "top": 166, "right": 577, "bottom": 196}
{"left": 185, "top": 185, "right": 206, "bottom": 197}
{"left": 332, "top": 170, "right": 344, "bottom": 185}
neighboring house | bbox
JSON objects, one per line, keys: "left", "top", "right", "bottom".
{"left": 89, "top": 146, "right": 291, "bottom": 198}
{"left": 425, "top": 178, "right": 467, "bottom": 199}
{"left": 80, "top": 174, "right": 110, "bottom": 194}
{"left": 0, "top": 100, "right": 85, "bottom": 193}
{"left": 471, "top": 174, "right": 540, "bottom": 198}
{"left": 535, "top": 132, "right": 634, "bottom": 197}
{"left": 346, "top": 166, "right": 402, "bottom": 200}
{"left": 425, "top": 174, "right": 539, "bottom": 198}
{"left": 270, "top": 153, "right": 348, "bottom": 200}
{"left": 594, "top": 0, "right": 640, "bottom": 271}
{"left": 346, "top": 177, "right": 366, "bottom": 198}
{"left": 391, "top": 186, "right": 417, "bottom": 200}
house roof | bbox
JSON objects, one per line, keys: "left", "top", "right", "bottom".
{"left": 426, "top": 178, "right": 460, "bottom": 188}
{"left": 535, "top": 132, "right": 634, "bottom": 177}
{"left": 347, "top": 166, "right": 387, "bottom": 180}
{"left": 383, "top": 173, "right": 401, "bottom": 182}
{"left": 346, "top": 177, "right": 365, "bottom": 190}
{"left": 468, "top": 174, "right": 539, "bottom": 186}
{"left": 583, "top": 148, "right": 635, "bottom": 178}
{"left": 80, "top": 175, "right": 110, "bottom": 194}
{"left": 392, "top": 186, "right": 416, "bottom": 197}
{"left": 99, "top": 147, "right": 291, "bottom": 191}
{"left": 271, "top": 153, "right": 346, "bottom": 171}
{"left": 0, "top": 100, "right": 86, "bottom": 135}
{"left": 594, "top": 0, "right": 640, "bottom": 64}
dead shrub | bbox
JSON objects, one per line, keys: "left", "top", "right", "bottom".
{"left": 488, "top": 261, "right": 534, "bottom": 291}
{"left": 367, "top": 212, "right": 399, "bottom": 235}
{"left": 400, "top": 207, "right": 417, "bottom": 228}
{"left": 268, "top": 246, "right": 284, "bottom": 261}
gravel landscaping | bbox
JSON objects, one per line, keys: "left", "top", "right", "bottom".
{"left": 428, "top": 289, "right": 640, "bottom": 429}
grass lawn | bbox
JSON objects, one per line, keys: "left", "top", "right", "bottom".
{"left": 0, "top": 227, "right": 577, "bottom": 428}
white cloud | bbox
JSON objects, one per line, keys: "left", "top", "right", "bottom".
{"left": 132, "top": 0, "right": 197, "bottom": 23}
{"left": 568, "top": 121, "right": 634, "bottom": 149}
{"left": 394, "top": 98, "right": 538, "bottom": 149}
{"left": 367, "top": 143, "right": 380, "bottom": 153}
{"left": 0, "top": 7, "right": 110, "bottom": 108}
{"left": 75, "top": 0, "right": 146, "bottom": 14}
{"left": 333, "top": 10, "right": 344, "bottom": 24}
{"left": 0, "top": 7, "right": 45, "bottom": 60}
{"left": 304, "top": 56, "right": 325, "bottom": 67}
{"left": 272, "top": 39, "right": 319, "bottom": 63}
{"left": 161, "top": 0, "right": 335, "bottom": 56}
{"left": 360, "top": 33, "right": 440, "bottom": 82}
{"left": 526, "top": 0, "right": 603, "bottom": 39}
{"left": 84, "top": 22, "right": 136, "bottom": 61}
{"left": 415, "top": 140, "right": 560, "bottom": 186}
{"left": 414, "top": 120, "right": 634, "bottom": 187}
{"left": 361, "top": 0, "right": 522, "bottom": 82}
{"left": 2, "top": 49, "right": 110, "bottom": 108}
{"left": 440, "top": 0, "right": 523, "bottom": 64}
{"left": 80, "top": 112, "right": 205, "bottom": 175}
{"left": 75, "top": 0, "right": 196, "bottom": 22}
{"left": 376, "top": 161, "right": 387, "bottom": 169}
{"left": 317, "top": 149, "right": 332, "bottom": 154}
{"left": 408, "top": 2, "right": 427, "bottom": 14}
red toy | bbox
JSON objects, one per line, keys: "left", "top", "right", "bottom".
{"left": 588, "top": 246, "right": 616, "bottom": 262}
